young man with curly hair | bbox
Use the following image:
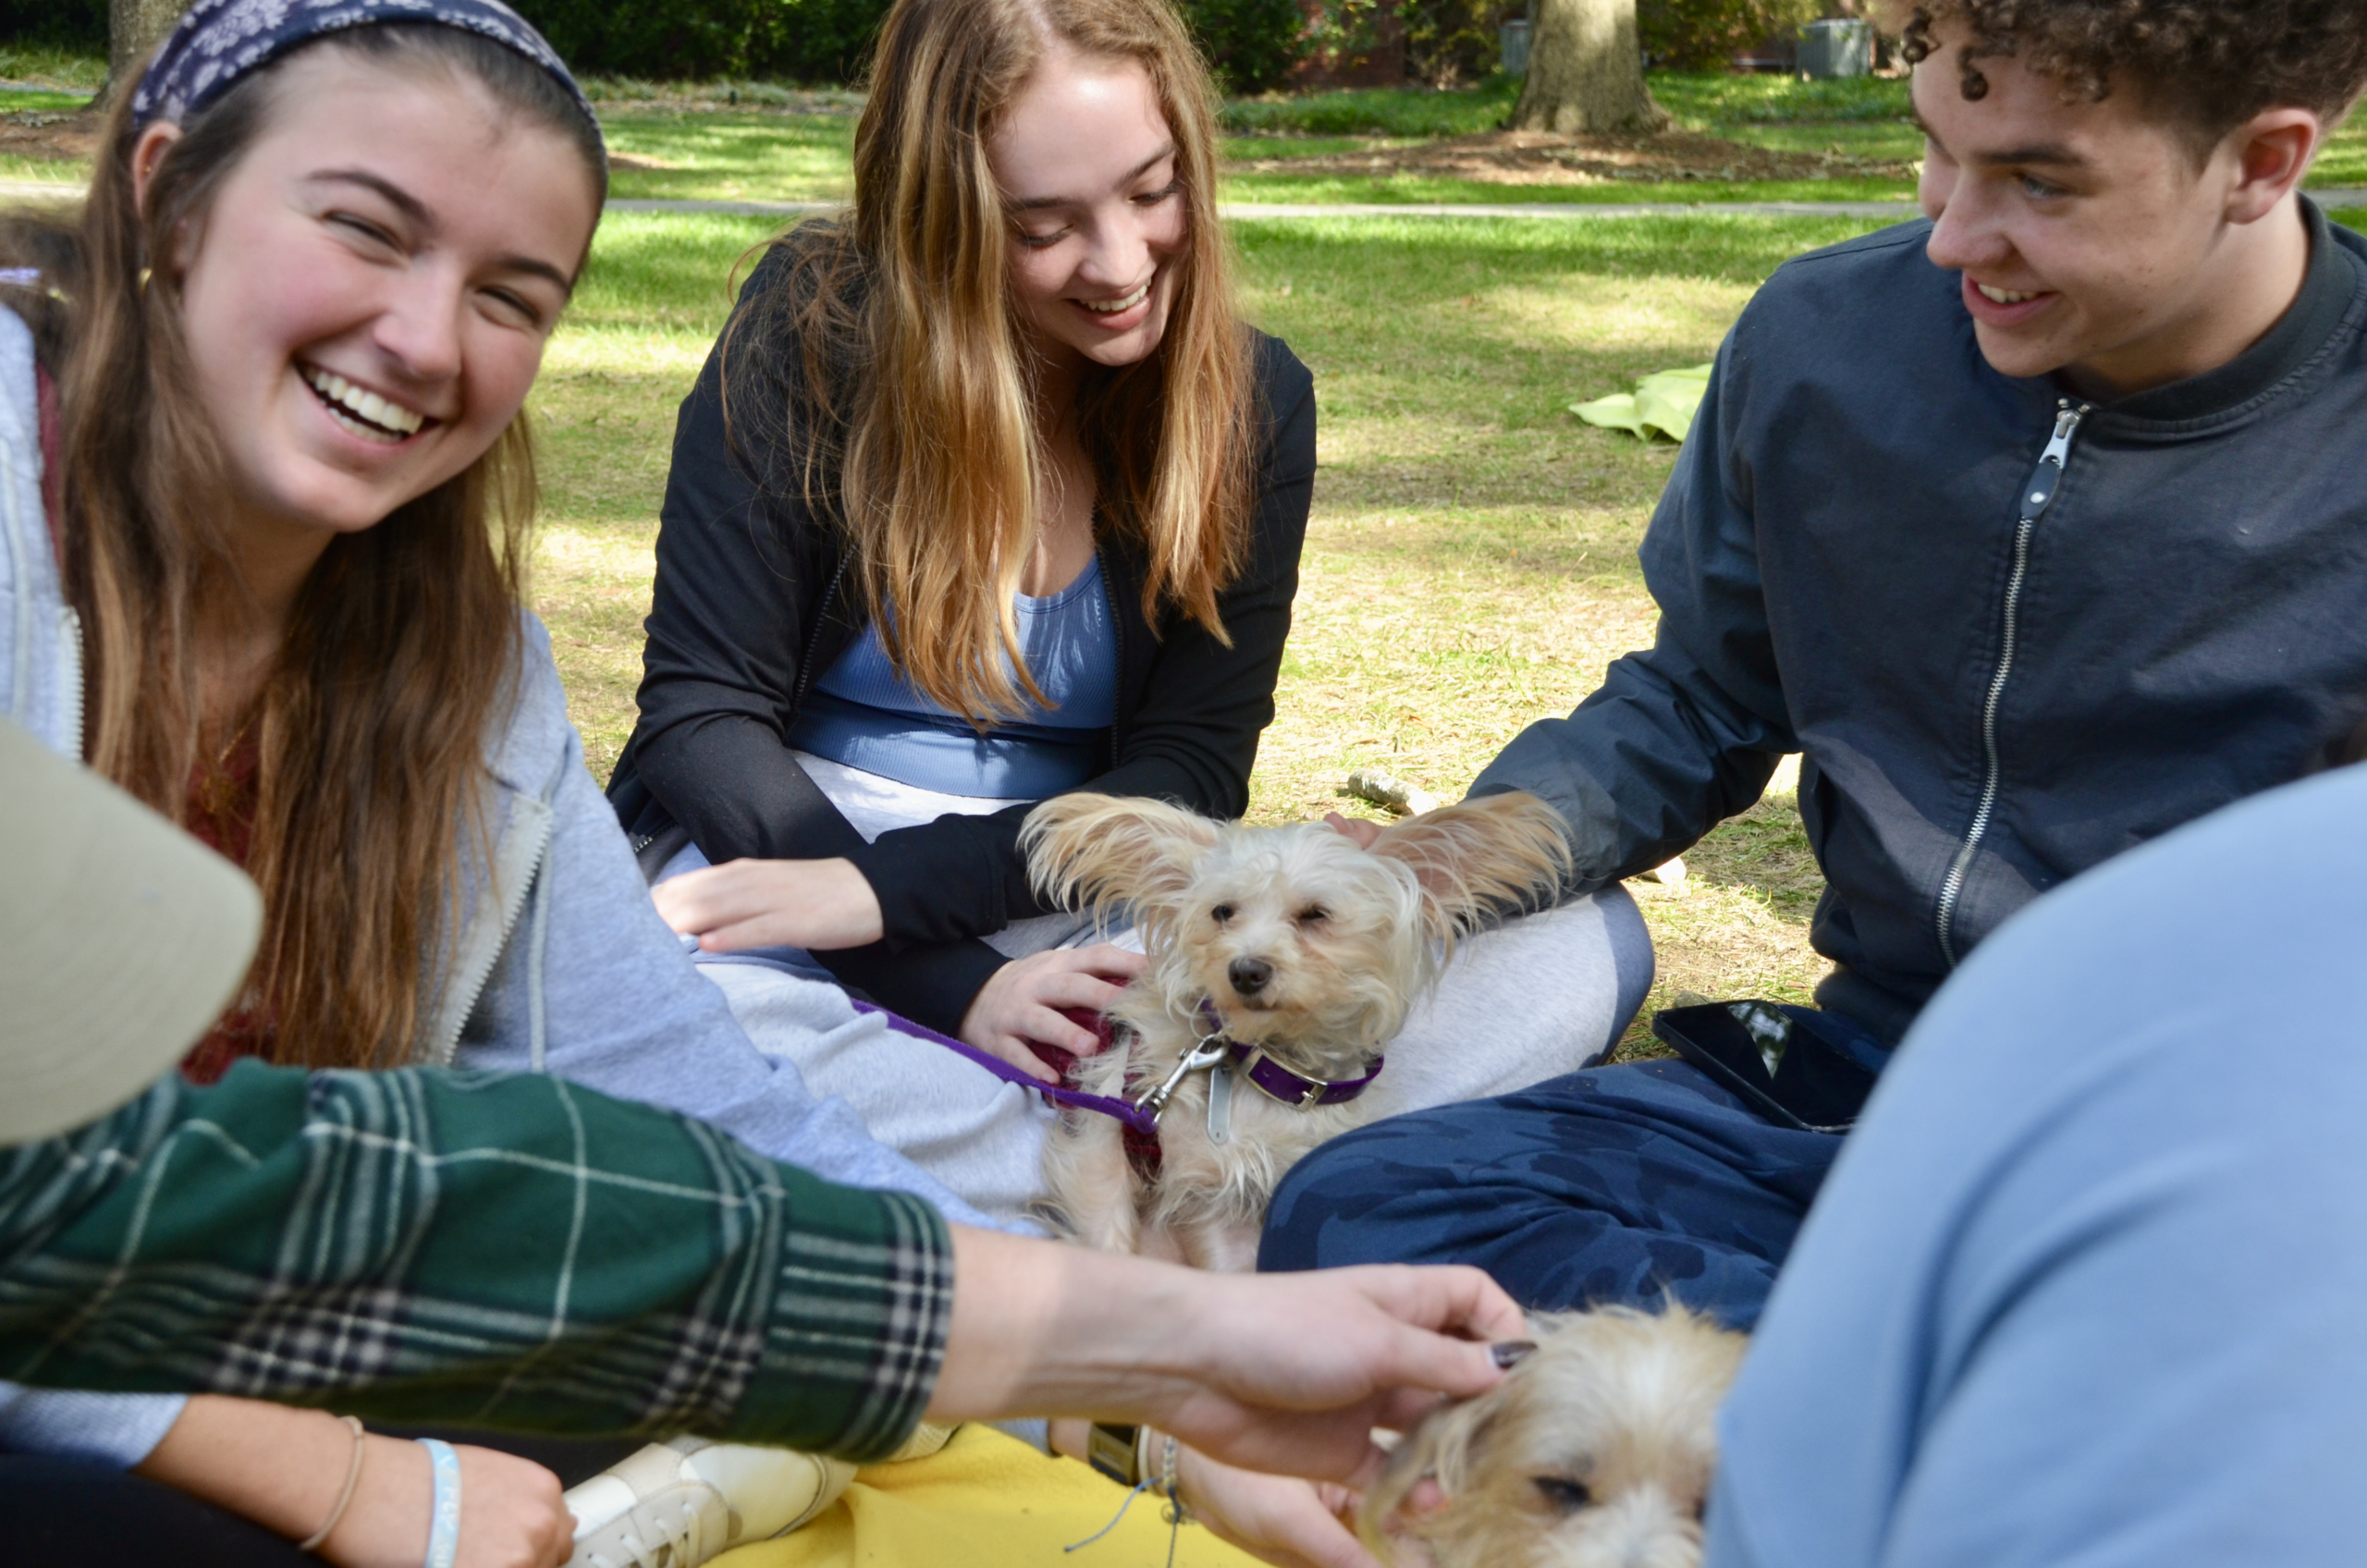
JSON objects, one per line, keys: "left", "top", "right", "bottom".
{"left": 1265, "top": 0, "right": 2367, "bottom": 1350}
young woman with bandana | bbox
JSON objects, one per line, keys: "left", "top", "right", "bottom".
{"left": 0, "top": 1, "right": 1039, "bottom": 1561}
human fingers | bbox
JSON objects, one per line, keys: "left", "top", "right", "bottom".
{"left": 650, "top": 860, "right": 769, "bottom": 937}
{"left": 450, "top": 1447, "right": 570, "bottom": 1568}
{"left": 1067, "top": 943, "right": 1150, "bottom": 982}
{"left": 653, "top": 860, "right": 885, "bottom": 951}
{"left": 1342, "top": 1264, "right": 1530, "bottom": 1361}
{"left": 1014, "top": 966, "right": 1134, "bottom": 1025}
{"left": 994, "top": 952, "right": 1122, "bottom": 1053}
{"left": 1321, "top": 813, "right": 1383, "bottom": 851}
{"left": 975, "top": 1026, "right": 1064, "bottom": 1084}
{"left": 1196, "top": 1266, "right": 1519, "bottom": 1411}
{"left": 1176, "top": 1447, "right": 1385, "bottom": 1568}
{"left": 957, "top": 963, "right": 1067, "bottom": 1082}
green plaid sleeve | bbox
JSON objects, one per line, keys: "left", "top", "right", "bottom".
{"left": 0, "top": 1060, "right": 951, "bottom": 1460}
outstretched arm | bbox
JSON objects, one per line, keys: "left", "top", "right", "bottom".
{"left": 1471, "top": 337, "right": 1796, "bottom": 890}
{"left": 2, "top": 1065, "right": 1517, "bottom": 1477}
{"left": 931, "top": 1227, "right": 1520, "bottom": 1483}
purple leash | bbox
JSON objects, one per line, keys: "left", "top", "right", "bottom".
{"left": 850, "top": 999, "right": 1159, "bottom": 1135}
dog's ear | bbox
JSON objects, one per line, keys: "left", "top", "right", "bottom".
{"left": 1359, "top": 1382, "right": 1502, "bottom": 1563}
{"left": 1022, "top": 793, "right": 1221, "bottom": 922}
{"left": 1368, "top": 791, "right": 1573, "bottom": 945}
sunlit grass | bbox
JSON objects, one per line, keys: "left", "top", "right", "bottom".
{"left": 0, "top": 45, "right": 104, "bottom": 91}
{"left": 1219, "top": 171, "right": 1917, "bottom": 204}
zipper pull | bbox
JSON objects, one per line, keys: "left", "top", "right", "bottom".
{"left": 2019, "top": 400, "right": 2091, "bottom": 522}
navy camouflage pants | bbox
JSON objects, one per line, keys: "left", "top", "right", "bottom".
{"left": 1257, "top": 1057, "right": 1844, "bottom": 1330}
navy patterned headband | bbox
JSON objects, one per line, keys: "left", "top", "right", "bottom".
{"left": 130, "top": 0, "right": 599, "bottom": 141}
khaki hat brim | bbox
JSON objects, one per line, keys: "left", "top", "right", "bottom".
{"left": 0, "top": 717, "right": 263, "bottom": 1144}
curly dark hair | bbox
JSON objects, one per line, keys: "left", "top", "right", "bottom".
{"left": 1888, "top": 1, "right": 2367, "bottom": 149}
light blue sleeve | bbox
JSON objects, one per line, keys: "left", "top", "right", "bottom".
{"left": 456, "top": 642, "right": 1032, "bottom": 1236}
{"left": 0, "top": 1383, "right": 187, "bottom": 1465}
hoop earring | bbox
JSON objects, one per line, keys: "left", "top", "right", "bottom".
{"left": 137, "top": 267, "right": 153, "bottom": 295}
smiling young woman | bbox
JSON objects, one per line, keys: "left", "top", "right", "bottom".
{"left": 18, "top": 23, "right": 599, "bottom": 1072}
{"left": 0, "top": 2, "right": 1053, "bottom": 1562}
{"left": 606, "top": 0, "right": 1319, "bottom": 1206}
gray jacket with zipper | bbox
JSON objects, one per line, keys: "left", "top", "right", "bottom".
{"left": 0, "top": 306, "right": 1005, "bottom": 1464}
{"left": 1473, "top": 200, "right": 2367, "bottom": 1045}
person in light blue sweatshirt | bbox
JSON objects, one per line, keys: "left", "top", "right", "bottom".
{"left": 0, "top": 2, "right": 1025, "bottom": 1558}
{"left": 1707, "top": 742, "right": 2367, "bottom": 1565}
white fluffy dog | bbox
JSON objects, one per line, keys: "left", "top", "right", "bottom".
{"left": 1019, "top": 790, "right": 1570, "bottom": 1271}
{"left": 1362, "top": 1305, "right": 1748, "bottom": 1568}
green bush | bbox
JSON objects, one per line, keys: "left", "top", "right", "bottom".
{"left": 507, "top": 0, "right": 887, "bottom": 82}
{"left": 513, "top": 0, "right": 1299, "bottom": 92}
{"left": 1181, "top": 0, "right": 1306, "bottom": 93}
{"left": 1637, "top": 0, "right": 1820, "bottom": 72}
{"left": 0, "top": 0, "right": 1293, "bottom": 92}
{"left": 0, "top": 1, "right": 104, "bottom": 50}
{"left": 1401, "top": 0, "right": 1503, "bottom": 89}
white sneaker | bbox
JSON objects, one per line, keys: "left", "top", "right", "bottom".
{"left": 561, "top": 1438, "right": 858, "bottom": 1568}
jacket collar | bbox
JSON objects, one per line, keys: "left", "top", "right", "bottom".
{"left": 2084, "top": 197, "right": 2363, "bottom": 425}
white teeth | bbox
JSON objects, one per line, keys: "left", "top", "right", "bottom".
{"left": 300, "top": 364, "right": 424, "bottom": 437}
{"left": 1082, "top": 280, "right": 1151, "bottom": 315}
{"left": 1978, "top": 284, "right": 2040, "bottom": 305}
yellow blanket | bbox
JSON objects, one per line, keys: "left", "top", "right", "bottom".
{"left": 717, "top": 1426, "right": 1263, "bottom": 1568}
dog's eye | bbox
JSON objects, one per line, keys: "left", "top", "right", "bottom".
{"left": 1532, "top": 1476, "right": 1592, "bottom": 1513}
{"left": 1210, "top": 904, "right": 1234, "bottom": 925}
{"left": 1294, "top": 905, "right": 1329, "bottom": 925}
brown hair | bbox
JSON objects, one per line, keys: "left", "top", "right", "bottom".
{"left": 0, "top": 24, "right": 604, "bottom": 1070}
{"left": 1892, "top": 1, "right": 2367, "bottom": 150}
{"left": 730, "top": 0, "right": 1256, "bottom": 722}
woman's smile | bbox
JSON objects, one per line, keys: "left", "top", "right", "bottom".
{"left": 1073, "top": 274, "right": 1158, "bottom": 331}
{"left": 298, "top": 361, "right": 431, "bottom": 443}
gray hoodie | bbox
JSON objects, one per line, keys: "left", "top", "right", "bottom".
{"left": 0, "top": 307, "right": 1011, "bottom": 1464}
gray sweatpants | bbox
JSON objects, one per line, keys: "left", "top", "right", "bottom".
{"left": 679, "top": 752, "right": 1655, "bottom": 1229}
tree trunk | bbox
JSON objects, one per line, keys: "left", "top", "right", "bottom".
{"left": 106, "top": 0, "right": 189, "bottom": 102}
{"left": 1508, "top": 0, "right": 1667, "bottom": 135}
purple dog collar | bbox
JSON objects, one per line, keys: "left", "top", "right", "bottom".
{"left": 1195, "top": 998, "right": 1384, "bottom": 1109}
{"left": 1223, "top": 1040, "right": 1386, "bottom": 1109}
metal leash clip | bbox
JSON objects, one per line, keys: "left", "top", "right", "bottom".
{"left": 1134, "top": 1035, "right": 1231, "bottom": 1124}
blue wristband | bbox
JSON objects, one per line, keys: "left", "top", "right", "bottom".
{"left": 416, "top": 1438, "right": 462, "bottom": 1568}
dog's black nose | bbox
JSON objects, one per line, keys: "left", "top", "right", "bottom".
{"left": 1228, "top": 957, "right": 1273, "bottom": 996}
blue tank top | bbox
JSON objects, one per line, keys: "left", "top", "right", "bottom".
{"left": 786, "top": 557, "right": 1119, "bottom": 800}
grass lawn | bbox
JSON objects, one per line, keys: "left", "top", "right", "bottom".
{"left": 542, "top": 208, "right": 1885, "bottom": 1050}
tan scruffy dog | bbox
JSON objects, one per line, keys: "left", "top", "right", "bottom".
{"left": 1019, "top": 790, "right": 1570, "bottom": 1271}
{"left": 1361, "top": 1305, "right": 1748, "bottom": 1568}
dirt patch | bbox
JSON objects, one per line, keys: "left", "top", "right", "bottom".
{"left": 0, "top": 108, "right": 97, "bottom": 168}
{"left": 1225, "top": 127, "right": 1912, "bottom": 187}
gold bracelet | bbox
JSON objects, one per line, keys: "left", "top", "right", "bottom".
{"left": 295, "top": 1415, "right": 368, "bottom": 1553}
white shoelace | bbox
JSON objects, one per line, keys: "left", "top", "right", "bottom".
{"left": 583, "top": 1498, "right": 713, "bottom": 1568}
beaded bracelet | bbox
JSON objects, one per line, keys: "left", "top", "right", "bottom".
{"left": 295, "top": 1415, "right": 368, "bottom": 1552}
{"left": 1156, "top": 1432, "right": 1189, "bottom": 1525}
{"left": 417, "top": 1438, "right": 463, "bottom": 1568}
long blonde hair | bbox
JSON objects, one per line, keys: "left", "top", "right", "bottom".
{"left": 732, "top": 0, "right": 1257, "bottom": 721}
{"left": 0, "top": 26, "right": 605, "bottom": 1070}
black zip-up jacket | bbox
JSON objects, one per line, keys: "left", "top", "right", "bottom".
{"left": 1474, "top": 201, "right": 2367, "bottom": 1045}
{"left": 608, "top": 253, "right": 1318, "bottom": 1033}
